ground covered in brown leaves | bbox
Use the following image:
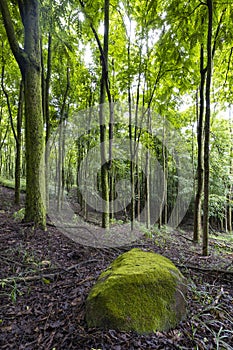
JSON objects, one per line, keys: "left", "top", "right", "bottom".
{"left": 0, "top": 186, "right": 233, "bottom": 349}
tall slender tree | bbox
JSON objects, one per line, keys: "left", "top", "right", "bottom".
{"left": 0, "top": 0, "right": 46, "bottom": 227}
{"left": 193, "top": 43, "right": 205, "bottom": 243}
{"left": 99, "top": 0, "right": 110, "bottom": 228}
{"left": 202, "top": 0, "right": 213, "bottom": 256}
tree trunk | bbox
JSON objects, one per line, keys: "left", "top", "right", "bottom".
{"left": 163, "top": 121, "right": 168, "bottom": 226}
{"left": 79, "top": 0, "right": 112, "bottom": 228}
{"left": 228, "top": 115, "right": 233, "bottom": 232}
{"left": 24, "top": 62, "right": 46, "bottom": 226}
{"left": 43, "top": 33, "right": 52, "bottom": 207}
{"left": 15, "top": 80, "right": 23, "bottom": 204}
{"left": 57, "top": 66, "right": 70, "bottom": 211}
{"left": 127, "top": 41, "right": 135, "bottom": 229}
{"left": 99, "top": 0, "right": 110, "bottom": 228}
{"left": 228, "top": 186, "right": 232, "bottom": 232}
{"left": 203, "top": 0, "right": 213, "bottom": 256}
{"left": 145, "top": 109, "right": 151, "bottom": 228}
{"left": 0, "top": 0, "right": 46, "bottom": 227}
{"left": 23, "top": 2, "right": 45, "bottom": 227}
{"left": 193, "top": 44, "right": 206, "bottom": 243}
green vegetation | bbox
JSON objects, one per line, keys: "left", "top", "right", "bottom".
{"left": 0, "top": 1, "right": 232, "bottom": 249}
{"left": 13, "top": 208, "right": 25, "bottom": 221}
{"left": 0, "top": 177, "right": 26, "bottom": 191}
{"left": 86, "top": 248, "right": 187, "bottom": 333}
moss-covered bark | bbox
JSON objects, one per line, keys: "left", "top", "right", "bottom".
{"left": 23, "top": 1, "right": 46, "bottom": 227}
{"left": 24, "top": 64, "right": 46, "bottom": 227}
{"left": 0, "top": 0, "right": 46, "bottom": 228}
{"left": 15, "top": 80, "right": 23, "bottom": 204}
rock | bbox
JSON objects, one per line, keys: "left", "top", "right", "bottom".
{"left": 86, "top": 248, "right": 187, "bottom": 334}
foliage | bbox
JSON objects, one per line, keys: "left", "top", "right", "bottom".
{"left": 13, "top": 208, "right": 25, "bottom": 221}
{"left": 0, "top": 177, "right": 26, "bottom": 191}
{"left": 0, "top": 0, "right": 232, "bottom": 234}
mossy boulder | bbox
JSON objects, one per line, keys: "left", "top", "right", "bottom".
{"left": 86, "top": 248, "right": 187, "bottom": 334}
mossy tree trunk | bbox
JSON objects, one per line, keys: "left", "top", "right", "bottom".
{"left": 15, "top": 80, "right": 23, "bottom": 204}
{"left": 24, "top": 58, "right": 46, "bottom": 226}
{"left": 0, "top": 0, "right": 46, "bottom": 228}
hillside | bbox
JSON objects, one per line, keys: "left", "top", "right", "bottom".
{"left": 0, "top": 186, "right": 233, "bottom": 349}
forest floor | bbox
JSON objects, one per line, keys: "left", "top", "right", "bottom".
{"left": 0, "top": 186, "right": 233, "bottom": 350}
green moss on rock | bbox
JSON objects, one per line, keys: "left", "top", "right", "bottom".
{"left": 86, "top": 248, "right": 187, "bottom": 334}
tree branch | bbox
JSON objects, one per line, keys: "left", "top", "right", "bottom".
{"left": 212, "top": 8, "right": 226, "bottom": 59}
{"left": 0, "top": 0, "right": 27, "bottom": 72}
{"left": 16, "top": 0, "right": 26, "bottom": 26}
{"left": 78, "top": 0, "right": 111, "bottom": 104}
{"left": 224, "top": 47, "right": 233, "bottom": 86}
